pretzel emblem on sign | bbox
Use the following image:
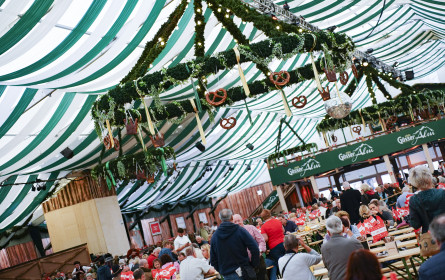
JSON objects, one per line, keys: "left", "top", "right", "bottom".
{"left": 351, "top": 63, "right": 359, "bottom": 78}
{"left": 219, "top": 117, "right": 237, "bottom": 130}
{"left": 103, "top": 135, "right": 119, "bottom": 151}
{"left": 292, "top": 96, "right": 307, "bottom": 109}
{"left": 269, "top": 71, "right": 290, "bottom": 86}
{"left": 352, "top": 126, "right": 362, "bottom": 135}
{"left": 205, "top": 88, "right": 227, "bottom": 106}
{"left": 340, "top": 71, "right": 349, "bottom": 85}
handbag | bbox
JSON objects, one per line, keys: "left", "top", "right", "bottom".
{"left": 417, "top": 195, "right": 440, "bottom": 257}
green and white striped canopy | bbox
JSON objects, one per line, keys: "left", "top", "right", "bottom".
{"left": 0, "top": 0, "right": 444, "bottom": 230}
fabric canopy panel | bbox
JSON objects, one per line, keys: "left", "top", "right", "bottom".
{"left": 0, "top": 0, "right": 444, "bottom": 225}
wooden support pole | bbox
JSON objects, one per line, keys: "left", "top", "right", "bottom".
{"left": 310, "top": 176, "right": 319, "bottom": 195}
{"left": 383, "top": 155, "right": 397, "bottom": 183}
{"left": 422, "top": 143, "right": 435, "bottom": 173}
{"left": 276, "top": 185, "right": 289, "bottom": 213}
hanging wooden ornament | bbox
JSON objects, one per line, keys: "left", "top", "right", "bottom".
{"left": 150, "top": 133, "right": 165, "bottom": 148}
{"left": 113, "top": 138, "right": 120, "bottom": 151}
{"left": 292, "top": 96, "right": 307, "bottom": 109}
{"left": 310, "top": 53, "right": 324, "bottom": 92}
{"left": 339, "top": 71, "right": 349, "bottom": 85}
{"left": 134, "top": 80, "right": 156, "bottom": 135}
{"left": 323, "top": 68, "right": 337, "bottom": 82}
{"left": 386, "top": 116, "right": 398, "bottom": 129}
{"left": 146, "top": 174, "right": 155, "bottom": 184}
{"left": 205, "top": 89, "right": 227, "bottom": 106}
{"left": 136, "top": 170, "right": 146, "bottom": 181}
{"left": 351, "top": 64, "right": 359, "bottom": 78}
{"left": 219, "top": 117, "right": 237, "bottom": 130}
{"left": 105, "top": 119, "right": 115, "bottom": 148}
{"left": 331, "top": 134, "right": 338, "bottom": 143}
{"left": 103, "top": 135, "right": 112, "bottom": 150}
{"left": 352, "top": 126, "right": 362, "bottom": 135}
{"left": 269, "top": 71, "right": 290, "bottom": 86}
{"left": 124, "top": 118, "right": 138, "bottom": 135}
{"left": 103, "top": 135, "right": 119, "bottom": 151}
{"left": 318, "top": 87, "right": 331, "bottom": 101}
{"left": 233, "top": 46, "right": 250, "bottom": 97}
{"left": 190, "top": 99, "right": 207, "bottom": 145}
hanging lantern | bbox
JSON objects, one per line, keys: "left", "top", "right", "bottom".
{"left": 324, "top": 88, "right": 352, "bottom": 119}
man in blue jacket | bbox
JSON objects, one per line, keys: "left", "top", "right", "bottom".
{"left": 419, "top": 213, "right": 445, "bottom": 280}
{"left": 96, "top": 256, "right": 112, "bottom": 280}
{"left": 210, "top": 209, "right": 260, "bottom": 280}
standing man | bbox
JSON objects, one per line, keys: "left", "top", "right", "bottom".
{"left": 328, "top": 187, "right": 340, "bottom": 200}
{"left": 277, "top": 214, "right": 298, "bottom": 234}
{"left": 174, "top": 228, "right": 192, "bottom": 254}
{"left": 96, "top": 256, "right": 112, "bottom": 280}
{"left": 198, "top": 221, "right": 210, "bottom": 241}
{"left": 321, "top": 216, "right": 363, "bottom": 280}
{"left": 210, "top": 209, "right": 259, "bottom": 280}
{"left": 339, "top": 182, "right": 362, "bottom": 224}
{"left": 233, "top": 214, "right": 267, "bottom": 280}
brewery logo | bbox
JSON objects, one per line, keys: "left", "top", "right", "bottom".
{"left": 397, "top": 126, "right": 435, "bottom": 145}
{"left": 263, "top": 192, "right": 278, "bottom": 209}
{"left": 287, "top": 158, "right": 321, "bottom": 177}
{"left": 338, "top": 143, "right": 374, "bottom": 162}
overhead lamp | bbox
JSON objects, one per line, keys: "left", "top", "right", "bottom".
{"left": 246, "top": 143, "right": 254, "bottom": 150}
{"left": 362, "top": 58, "right": 369, "bottom": 67}
{"left": 195, "top": 142, "right": 206, "bottom": 152}
{"left": 405, "top": 70, "right": 414, "bottom": 80}
{"left": 283, "top": 2, "right": 290, "bottom": 11}
{"left": 229, "top": 166, "right": 235, "bottom": 171}
{"left": 392, "top": 61, "right": 399, "bottom": 68}
{"left": 61, "top": 147, "right": 74, "bottom": 159}
{"left": 365, "top": 48, "right": 374, "bottom": 54}
{"left": 246, "top": 164, "right": 251, "bottom": 171}
{"left": 326, "top": 25, "right": 337, "bottom": 32}
{"left": 271, "top": 14, "right": 278, "bottom": 20}
{"left": 31, "top": 186, "right": 36, "bottom": 192}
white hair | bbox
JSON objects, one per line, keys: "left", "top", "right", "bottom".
{"left": 342, "top": 181, "right": 350, "bottom": 189}
{"left": 439, "top": 176, "right": 445, "bottom": 183}
{"left": 361, "top": 183, "right": 372, "bottom": 192}
{"left": 409, "top": 165, "right": 433, "bottom": 190}
{"left": 402, "top": 186, "right": 410, "bottom": 193}
{"left": 326, "top": 216, "right": 343, "bottom": 234}
{"left": 154, "top": 247, "right": 162, "bottom": 253}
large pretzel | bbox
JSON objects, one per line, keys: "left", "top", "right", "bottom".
{"left": 340, "top": 71, "right": 349, "bottom": 85}
{"left": 103, "top": 135, "right": 112, "bottom": 150}
{"left": 113, "top": 138, "right": 120, "bottom": 151}
{"left": 219, "top": 117, "right": 237, "bottom": 130}
{"left": 331, "top": 135, "right": 338, "bottom": 143}
{"left": 351, "top": 64, "right": 359, "bottom": 78}
{"left": 205, "top": 88, "right": 227, "bottom": 106}
{"left": 386, "top": 116, "right": 398, "bottom": 128}
{"left": 269, "top": 71, "right": 290, "bottom": 86}
{"left": 292, "top": 96, "right": 307, "bottom": 109}
{"left": 352, "top": 126, "right": 362, "bottom": 135}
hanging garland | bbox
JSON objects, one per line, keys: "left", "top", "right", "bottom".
{"left": 91, "top": 147, "right": 176, "bottom": 182}
{"left": 194, "top": 0, "right": 206, "bottom": 57}
{"left": 268, "top": 143, "right": 318, "bottom": 162}
{"left": 316, "top": 90, "right": 445, "bottom": 132}
{"left": 92, "top": 32, "right": 353, "bottom": 127}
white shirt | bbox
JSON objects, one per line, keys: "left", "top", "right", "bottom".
{"left": 278, "top": 251, "right": 321, "bottom": 280}
{"left": 174, "top": 235, "right": 191, "bottom": 253}
{"left": 180, "top": 256, "right": 212, "bottom": 280}
{"left": 72, "top": 265, "right": 91, "bottom": 275}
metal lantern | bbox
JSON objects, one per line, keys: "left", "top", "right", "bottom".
{"left": 324, "top": 88, "right": 352, "bottom": 119}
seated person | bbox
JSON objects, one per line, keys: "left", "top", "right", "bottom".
{"left": 180, "top": 246, "right": 215, "bottom": 279}
{"left": 368, "top": 199, "right": 394, "bottom": 227}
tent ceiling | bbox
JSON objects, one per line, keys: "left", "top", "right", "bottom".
{"left": 0, "top": 0, "right": 444, "bottom": 227}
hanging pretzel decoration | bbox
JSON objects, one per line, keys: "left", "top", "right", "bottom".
{"left": 340, "top": 71, "right": 349, "bottom": 85}
{"left": 150, "top": 134, "right": 165, "bottom": 148}
{"left": 331, "top": 135, "right": 338, "bottom": 143}
{"left": 269, "top": 71, "right": 290, "bottom": 86}
{"left": 292, "top": 96, "right": 307, "bottom": 109}
{"left": 124, "top": 118, "right": 138, "bottom": 135}
{"left": 136, "top": 170, "right": 146, "bottom": 181}
{"left": 352, "top": 126, "right": 362, "bottom": 135}
{"left": 386, "top": 116, "right": 398, "bottom": 128}
{"left": 318, "top": 87, "right": 331, "bottom": 101}
{"left": 103, "top": 135, "right": 119, "bottom": 151}
{"left": 205, "top": 89, "right": 227, "bottom": 106}
{"left": 219, "top": 117, "right": 237, "bottom": 130}
{"left": 146, "top": 174, "right": 155, "bottom": 184}
{"left": 351, "top": 63, "right": 359, "bottom": 78}
{"left": 323, "top": 68, "right": 337, "bottom": 82}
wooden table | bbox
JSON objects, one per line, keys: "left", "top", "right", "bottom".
{"left": 371, "top": 239, "right": 418, "bottom": 254}
{"left": 369, "top": 232, "right": 416, "bottom": 247}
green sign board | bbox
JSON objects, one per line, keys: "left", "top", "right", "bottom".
{"left": 269, "top": 118, "right": 445, "bottom": 185}
{"left": 262, "top": 190, "right": 279, "bottom": 210}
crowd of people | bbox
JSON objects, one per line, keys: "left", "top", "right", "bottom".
{"left": 40, "top": 165, "right": 445, "bottom": 280}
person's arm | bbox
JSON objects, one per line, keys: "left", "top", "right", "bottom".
{"left": 210, "top": 239, "right": 219, "bottom": 272}
{"left": 262, "top": 233, "right": 269, "bottom": 243}
{"left": 249, "top": 226, "right": 266, "bottom": 253}
{"left": 409, "top": 199, "right": 422, "bottom": 230}
{"left": 241, "top": 228, "right": 260, "bottom": 267}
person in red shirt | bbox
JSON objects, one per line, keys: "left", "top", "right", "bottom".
{"left": 260, "top": 209, "right": 285, "bottom": 278}
{"left": 120, "top": 264, "right": 134, "bottom": 280}
{"left": 146, "top": 247, "right": 161, "bottom": 269}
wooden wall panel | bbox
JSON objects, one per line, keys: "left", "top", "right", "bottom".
{"left": 5, "top": 242, "right": 37, "bottom": 267}
{"left": 43, "top": 176, "right": 115, "bottom": 213}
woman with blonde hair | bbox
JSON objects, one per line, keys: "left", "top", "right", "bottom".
{"left": 201, "top": 244, "right": 211, "bottom": 264}
{"left": 359, "top": 205, "right": 371, "bottom": 222}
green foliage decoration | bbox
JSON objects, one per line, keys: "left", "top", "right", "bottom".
{"left": 268, "top": 143, "right": 318, "bottom": 162}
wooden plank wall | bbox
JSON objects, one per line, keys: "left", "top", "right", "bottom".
{"left": 138, "top": 182, "right": 274, "bottom": 244}
{"left": 3, "top": 242, "right": 37, "bottom": 267}
{"left": 42, "top": 176, "right": 115, "bottom": 213}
